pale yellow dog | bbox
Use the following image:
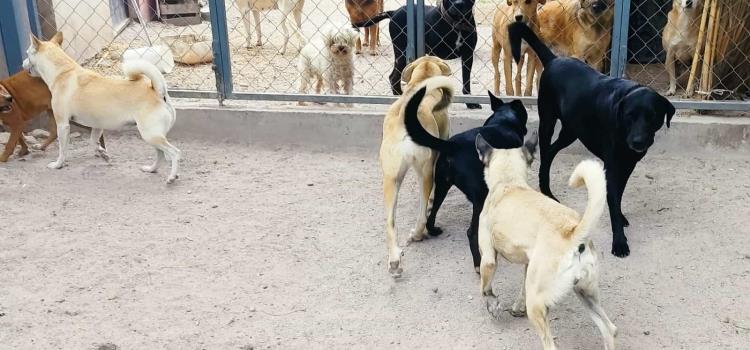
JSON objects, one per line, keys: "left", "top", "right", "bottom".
{"left": 476, "top": 133, "right": 617, "bottom": 350}
{"left": 23, "top": 33, "right": 180, "bottom": 183}
{"left": 379, "top": 55, "right": 454, "bottom": 277}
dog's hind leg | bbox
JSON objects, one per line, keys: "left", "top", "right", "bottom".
{"left": 510, "top": 265, "right": 528, "bottom": 317}
{"left": 141, "top": 148, "right": 164, "bottom": 174}
{"left": 390, "top": 56, "right": 406, "bottom": 95}
{"left": 149, "top": 136, "right": 180, "bottom": 184}
{"left": 278, "top": 8, "right": 292, "bottom": 54}
{"left": 478, "top": 222, "right": 497, "bottom": 296}
{"left": 240, "top": 8, "right": 254, "bottom": 48}
{"left": 491, "top": 40, "right": 501, "bottom": 96}
{"left": 527, "top": 299, "right": 557, "bottom": 350}
{"left": 409, "top": 159, "right": 435, "bottom": 242}
{"left": 467, "top": 203, "right": 483, "bottom": 271}
{"left": 575, "top": 280, "right": 617, "bottom": 350}
{"left": 426, "top": 164, "right": 450, "bottom": 237}
{"left": 524, "top": 56, "right": 537, "bottom": 96}
{"left": 17, "top": 132, "right": 30, "bottom": 158}
{"left": 90, "top": 128, "right": 109, "bottom": 162}
{"left": 540, "top": 127, "right": 577, "bottom": 201}
{"left": 253, "top": 10, "right": 262, "bottom": 47}
{"left": 37, "top": 110, "right": 58, "bottom": 151}
{"left": 383, "top": 160, "right": 409, "bottom": 277}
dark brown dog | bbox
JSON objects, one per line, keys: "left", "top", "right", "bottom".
{"left": 345, "top": 0, "right": 383, "bottom": 55}
{"left": 0, "top": 71, "right": 104, "bottom": 162}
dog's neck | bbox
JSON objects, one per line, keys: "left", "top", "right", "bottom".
{"left": 484, "top": 148, "right": 531, "bottom": 191}
{"left": 34, "top": 46, "right": 78, "bottom": 88}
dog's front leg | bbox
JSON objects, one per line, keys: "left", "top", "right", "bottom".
{"left": 665, "top": 48, "right": 677, "bottom": 96}
{"left": 240, "top": 8, "right": 254, "bottom": 48}
{"left": 48, "top": 121, "right": 70, "bottom": 169}
{"left": 467, "top": 203, "right": 483, "bottom": 271}
{"left": 605, "top": 160, "right": 629, "bottom": 257}
{"left": 461, "top": 52, "right": 481, "bottom": 109}
{"left": 0, "top": 123, "right": 22, "bottom": 162}
{"left": 252, "top": 10, "right": 262, "bottom": 47}
{"left": 90, "top": 128, "right": 109, "bottom": 162}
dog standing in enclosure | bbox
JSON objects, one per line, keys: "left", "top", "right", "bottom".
{"left": 297, "top": 24, "right": 359, "bottom": 103}
{"left": 662, "top": 0, "right": 702, "bottom": 96}
{"left": 345, "top": 0, "right": 384, "bottom": 55}
{"left": 235, "top": 0, "right": 305, "bottom": 54}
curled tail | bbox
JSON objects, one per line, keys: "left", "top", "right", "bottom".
{"left": 352, "top": 11, "right": 394, "bottom": 27}
{"left": 123, "top": 59, "right": 169, "bottom": 100}
{"left": 567, "top": 160, "right": 606, "bottom": 243}
{"left": 403, "top": 76, "right": 455, "bottom": 153}
{"left": 508, "top": 21, "right": 556, "bottom": 67}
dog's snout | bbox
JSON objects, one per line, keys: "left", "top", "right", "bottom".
{"left": 515, "top": 14, "right": 524, "bottom": 22}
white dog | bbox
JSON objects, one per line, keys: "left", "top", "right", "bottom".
{"left": 23, "top": 33, "right": 180, "bottom": 184}
{"left": 297, "top": 24, "right": 358, "bottom": 103}
{"left": 235, "top": 0, "right": 305, "bottom": 54}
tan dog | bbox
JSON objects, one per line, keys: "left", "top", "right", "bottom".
{"left": 0, "top": 70, "right": 105, "bottom": 162}
{"left": 491, "top": 0, "right": 546, "bottom": 96}
{"left": 345, "top": 0, "right": 384, "bottom": 55}
{"left": 23, "top": 33, "right": 180, "bottom": 183}
{"left": 235, "top": 0, "right": 305, "bottom": 54}
{"left": 476, "top": 134, "right": 616, "bottom": 350}
{"left": 380, "top": 55, "right": 453, "bottom": 277}
{"left": 538, "top": 0, "right": 614, "bottom": 72}
{"left": 662, "top": 0, "right": 702, "bottom": 96}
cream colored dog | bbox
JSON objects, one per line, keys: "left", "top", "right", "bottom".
{"left": 236, "top": 0, "right": 305, "bottom": 54}
{"left": 476, "top": 134, "right": 616, "bottom": 350}
{"left": 662, "top": 0, "right": 702, "bottom": 96}
{"left": 297, "top": 24, "right": 358, "bottom": 102}
{"left": 380, "top": 55, "right": 453, "bottom": 277}
{"left": 23, "top": 33, "right": 180, "bottom": 184}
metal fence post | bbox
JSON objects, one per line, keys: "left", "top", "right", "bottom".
{"left": 26, "top": 0, "right": 41, "bottom": 37}
{"left": 0, "top": 0, "right": 24, "bottom": 75}
{"left": 207, "top": 0, "right": 233, "bottom": 104}
{"left": 415, "top": 0, "right": 425, "bottom": 58}
{"left": 609, "top": 0, "right": 631, "bottom": 78}
{"left": 406, "top": 0, "right": 416, "bottom": 63}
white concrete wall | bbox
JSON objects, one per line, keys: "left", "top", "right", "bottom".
{"left": 52, "top": 0, "right": 114, "bottom": 62}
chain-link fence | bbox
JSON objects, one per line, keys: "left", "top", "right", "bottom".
{"left": 24, "top": 0, "right": 750, "bottom": 109}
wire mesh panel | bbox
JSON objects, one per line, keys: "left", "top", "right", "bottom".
{"left": 627, "top": 0, "right": 750, "bottom": 101}
{"left": 33, "top": 0, "right": 216, "bottom": 91}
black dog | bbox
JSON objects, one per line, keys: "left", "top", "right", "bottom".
{"left": 508, "top": 22, "right": 675, "bottom": 257}
{"left": 353, "top": 0, "right": 482, "bottom": 109}
{"left": 404, "top": 87, "right": 536, "bottom": 269}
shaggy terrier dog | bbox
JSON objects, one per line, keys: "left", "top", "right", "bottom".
{"left": 297, "top": 24, "right": 358, "bottom": 104}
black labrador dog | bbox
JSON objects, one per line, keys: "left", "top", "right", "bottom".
{"left": 508, "top": 22, "right": 675, "bottom": 257}
{"left": 404, "top": 87, "right": 536, "bottom": 269}
{"left": 353, "top": 0, "right": 482, "bottom": 109}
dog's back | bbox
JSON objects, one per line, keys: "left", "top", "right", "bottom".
{"left": 1, "top": 71, "right": 51, "bottom": 120}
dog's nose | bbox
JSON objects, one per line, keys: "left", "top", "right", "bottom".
{"left": 515, "top": 14, "right": 524, "bottom": 22}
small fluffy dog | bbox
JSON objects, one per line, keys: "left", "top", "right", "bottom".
{"left": 476, "top": 131, "right": 616, "bottom": 349}
{"left": 23, "top": 33, "right": 180, "bottom": 184}
{"left": 345, "top": 0, "right": 384, "bottom": 55}
{"left": 538, "top": 0, "right": 614, "bottom": 72}
{"left": 662, "top": 0, "right": 702, "bottom": 96}
{"left": 297, "top": 24, "right": 358, "bottom": 101}
{"left": 235, "top": 0, "right": 305, "bottom": 54}
{"left": 491, "top": 0, "right": 546, "bottom": 96}
{"left": 379, "top": 56, "right": 453, "bottom": 277}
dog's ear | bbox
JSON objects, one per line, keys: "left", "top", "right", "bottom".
{"left": 658, "top": 94, "right": 676, "bottom": 128}
{"left": 402, "top": 61, "right": 415, "bottom": 83}
{"left": 30, "top": 34, "right": 42, "bottom": 50}
{"left": 475, "top": 133, "right": 494, "bottom": 166}
{"left": 437, "top": 61, "right": 451, "bottom": 77}
{"left": 509, "top": 100, "right": 528, "bottom": 126}
{"left": 51, "top": 32, "right": 63, "bottom": 46}
{"left": 488, "top": 91, "right": 504, "bottom": 110}
{"left": 506, "top": 0, "right": 512, "bottom": 6}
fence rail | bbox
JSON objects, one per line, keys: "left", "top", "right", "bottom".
{"left": 4, "top": 0, "right": 748, "bottom": 110}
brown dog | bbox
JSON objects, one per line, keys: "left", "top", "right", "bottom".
{"left": 345, "top": 0, "right": 383, "bottom": 55}
{"left": 538, "top": 0, "right": 614, "bottom": 72}
{"left": 491, "top": 0, "right": 546, "bottom": 96}
{"left": 662, "top": 0, "right": 702, "bottom": 96}
{"left": 0, "top": 70, "right": 105, "bottom": 162}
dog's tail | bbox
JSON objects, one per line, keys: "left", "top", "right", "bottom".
{"left": 123, "top": 59, "right": 170, "bottom": 101}
{"left": 567, "top": 160, "right": 606, "bottom": 243}
{"left": 508, "top": 22, "right": 555, "bottom": 67}
{"left": 404, "top": 76, "right": 455, "bottom": 153}
{"left": 352, "top": 11, "right": 394, "bottom": 27}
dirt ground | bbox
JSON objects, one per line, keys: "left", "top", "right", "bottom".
{"left": 0, "top": 131, "right": 749, "bottom": 349}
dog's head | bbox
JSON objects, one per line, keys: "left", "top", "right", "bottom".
{"left": 402, "top": 56, "right": 452, "bottom": 90}
{"left": 23, "top": 32, "right": 64, "bottom": 79}
{"left": 475, "top": 94, "right": 536, "bottom": 178}
{"left": 0, "top": 84, "right": 12, "bottom": 113}
{"left": 577, "top": 0, "right": 614, "bottom": 27}
{"left": 615, "top": 87, "right": 676, "bottom": 153}
{"left": 325, "top": 25, "right": 358, "bottom": 58}
{"left": 680, "top": 0, "right": 698, "bottom": 9}
{"left": 442, "top": 0, "right": 476, "bottom": 22}
{"left": 506, "top": 0, "right": 546, "bottom": 25}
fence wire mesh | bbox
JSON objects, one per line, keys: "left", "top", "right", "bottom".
{"left": 28, "top": 0, "right": 750, "bottom": 105}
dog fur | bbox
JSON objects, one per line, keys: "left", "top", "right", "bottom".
{"left": 403, "top": 88, "right": 536, "bottom": 270}
{"left": 23, "top": 32, "right": 181, "bottom": 184}
{"left": 379, "top": 56, "right": 454, "bottom": 277}
{"left": 662, "top": 0, "right": 702, "bottom": 96}
{"left": 509, "top": 22, "right": 676, "bottom": 257}
{"left": 352, "top": 0, "right": 482, "bottom": 109}
{"left": 297, "top": 24, "right": 358, "bottom": 102}
{"left": 345, "top": 0, "right": 384, "bottom": 55}
{"left": 491, "top": 0, "right": 546, "bottom": 97}
{"left": 538, "top": 0, "right": 614, "bottom": 72}
{"left": 476, "top": 135, "right": 616, "bottom": 349}
{"left": 235, "top": 0, "right": 305, "bottom": 54}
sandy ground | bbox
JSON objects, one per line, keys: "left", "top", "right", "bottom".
{"left": 74, "top": 0, "right": 686, "bottom": 97}
{"left": 0, "top": 131, "right": 749, "bottom": 350}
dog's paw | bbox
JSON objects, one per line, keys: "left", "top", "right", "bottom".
{"left": 368, "top": 50, "right": 379, "bottom": 56}
{"left": 408, "top": 229, "right": 426, "bottom": 243}
{"left": 47, "top": 161, "right": 64, "bottom": 169}
{"left": 166, "top": 174, "right": 179, "bottom": 184}
{"left": 466, "top": 103, "right": 482, "bottom": 110}
{"left": 611, "top": 241, "right": 630, "bottom": 258}
{"left": 0, "top": 156, "right": 8, "bottom": 163}
{"left": 388, "top": 248, "right": 404, "bottom": 277}
{"left": 16, "top": 148, "right": 30, "bottom": 157}
{"left": 141, "top": 165, "right": 158, "bottom": 173}
{"left": 427, "top": 226, "right": 443, "bottom": 236}
{"left": 664, "top": 89, "right": 676, "bottom": 96}
{"left": 96, "top": 149, "right": 111, "bottom": 163}
{"left": 510, "top": 302, "right": 527, "bottom": 317}
{"left": 485, "top": 299, "right": 504, "bottom": 320}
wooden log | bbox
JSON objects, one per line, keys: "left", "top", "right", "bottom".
{"left": 686, "top": 0, "right": 712, "bottom": 98}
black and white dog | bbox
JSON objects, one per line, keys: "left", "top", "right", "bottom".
{"left": 353, "top": 0, "right": 482, "bottom": 109}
